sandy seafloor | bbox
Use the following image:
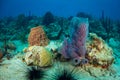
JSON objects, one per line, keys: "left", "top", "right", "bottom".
{"left": 0, "top": 39, "right": 120, "bottom": 80}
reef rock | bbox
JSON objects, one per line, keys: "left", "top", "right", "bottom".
{"left": 84, "top": 65, "right": 110, "bottom": 77}
{"left": 24, "top": 46, "right": 53, "bottom": 67}
{"left": 86, "top": 33, "right": 114, "bottom": 68}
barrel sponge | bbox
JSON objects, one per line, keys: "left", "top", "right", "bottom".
{"left": 28, "top": 26, "right": 49, "bottom": 46}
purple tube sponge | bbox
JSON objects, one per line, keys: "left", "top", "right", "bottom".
{"left": 61, "top": 38, "right": 80, "bottom": 59}
{"left": 72, "top": 23, "right": 88, "bottom": 58}
{"left": 60, "top": 17, "right": 89, "bottom": 65}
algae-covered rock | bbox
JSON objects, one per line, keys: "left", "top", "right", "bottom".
{"left": 24, "top": 46, "right": 53, "bottom": 67}
{"left": 86, "top": 33, "right": 114, "bottom": 68}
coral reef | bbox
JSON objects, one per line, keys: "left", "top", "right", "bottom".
{"left": 0, "top": 41, "right": 16, "bottom": 60}
{"left": 89, "top": 19, "right": 107, "bottom": 39}
{"left": 109, "top": 38, "right": 120, "bottom": 48}
{"left": 24, "top": 46, "right": 53, "bottom": 67}
{"left": 42, "top": 11, "right": 55, "bottom": 26}
{"left": 0, "top": 11, "right": 119, "bottom": 80}
{"left": 28, "top": 26, "right": 49, "bottom": 46}
{"left": 15, "top": 14, "right": 29, "bottom": 28}
{"left": 76, "top": 12, "right": 92, "bottom": 20}
{"left": 86, "top": 33, "right": 114, "bottom": 68}
{"left": 3, "top": 41, "right": 16, "bottom": 50}
{"left": 60, "top": 17, "right": 89, "bottom": 65}
{"left": 108, "top": 38, "right": 120, "bottom": 58}
{"left": 44, "top": 22, "right": 62, "bottom": 40}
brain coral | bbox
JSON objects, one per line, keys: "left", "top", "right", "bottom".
{"left": 24, "top": 46, "right": 53, "bottom": 67}
{"left": 28, "top": 26, "right": 49, "bottom": 46}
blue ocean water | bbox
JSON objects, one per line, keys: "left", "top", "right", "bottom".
{"left": 0, "top": 0, "right": 120, "bottom": 80}
{"left": 0, "top": 0, "right": 120, "bottom": 20}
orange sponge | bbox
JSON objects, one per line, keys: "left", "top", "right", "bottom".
{"left": 28, "top": 26, "right": 49, "bottom": 46}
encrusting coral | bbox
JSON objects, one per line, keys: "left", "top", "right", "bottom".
{"left": 86, "top": 33, "right": 114, "bottom": 68}
{"left": 24, "top": 46, "right": 53, "bottom": 67}
{"left": 28, "top": 26, "right": 49, "bottom": 46}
